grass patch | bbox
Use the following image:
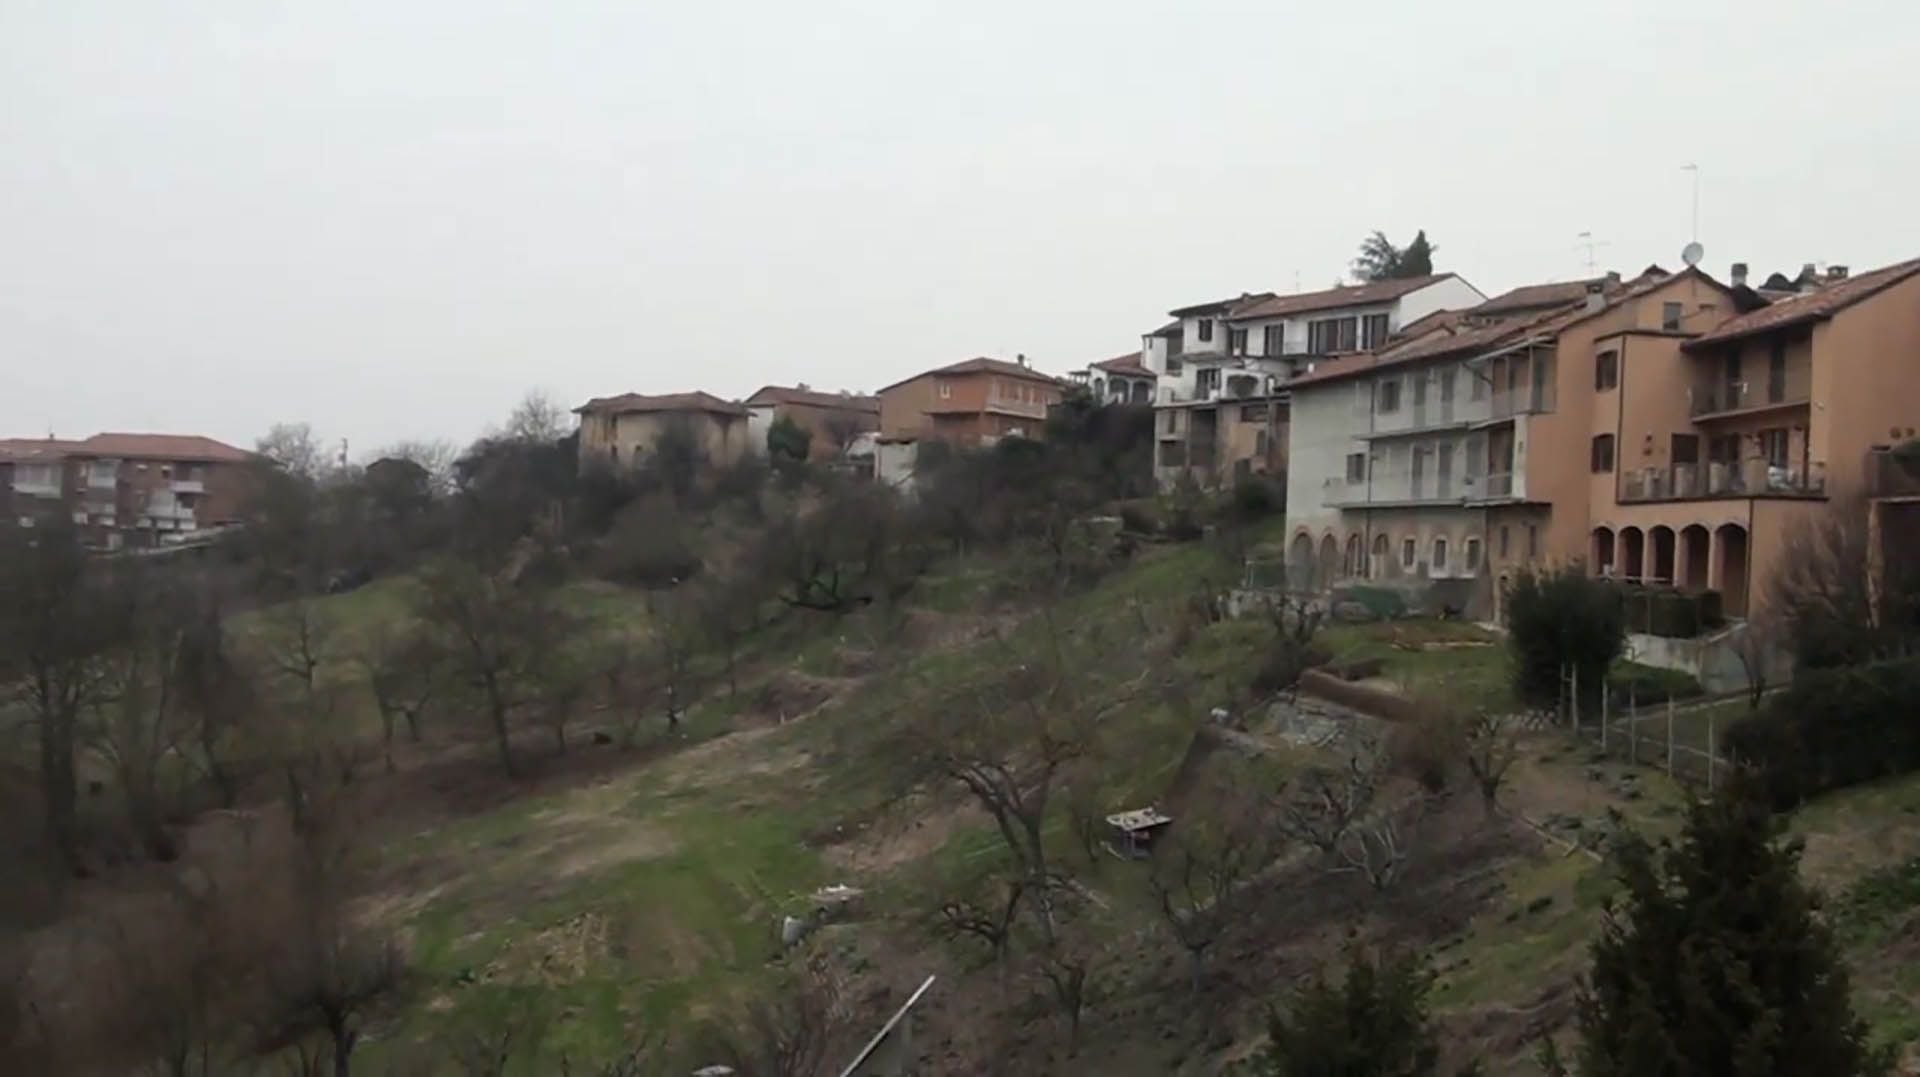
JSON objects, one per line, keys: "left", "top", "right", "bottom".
{"left": 1319, "top": 619, "right": 1514, "bottom": 712}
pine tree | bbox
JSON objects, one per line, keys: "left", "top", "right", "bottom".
{"left": 1399, "top": 231, "right": 1435, "bottom": 277}
{"left": 1573, "top": 778, "right": 1891, "bottom": 1076}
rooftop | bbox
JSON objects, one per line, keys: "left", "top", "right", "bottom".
{"left": 1167, "top": 293, "right": 1275, "bottom": 318}
{"left": 743, "top": 385, "right": 879, "bottom": 412}
{"left": 1227, "top": 274, "right": 1460, "bottom": 322}
{"left": 1091, "top": 351, "right": 1154, "bottom": 377}
{"left": 573, "top": 391, "right": 751, "bottom": 418}
{"left": 83, "top": 433, "right": 253, "bottom": 463}
{"left": 877, "top": 356, "right": 1062, "bottom": 394}
{"left": 1687, "top": 256, "right": 1920, "bottom": 348}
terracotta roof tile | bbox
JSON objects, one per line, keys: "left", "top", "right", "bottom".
{"left": 1168, "top": 292, "right": 1276, "bottom": 318}
{"left": 1687, "top": 257, "right": 1920, "bottom": 347}
{"left": 1091, "top": 352, "right": 1154, "bottom": 377}
{"left": 573, "top": 391, "right": 750, "bottom": 418}
{"left": 79, "top": 433, "right": 252, "bottom": 462}
{"left": 1470, "top": 277, "right": 1609, "bottom": 316}
{"left": 743, "top": 385, "right": 879, "bottom": 412}
{"left": 0, "top": 437, "right": 85, "bottom": 462}
{"left": 877, "top": 357, "right": 1062, "bottom": 394}
{"left": 1227, "top": 274, "right": 1459, "bottom": 322}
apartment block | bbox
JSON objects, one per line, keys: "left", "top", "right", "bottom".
{"left": 1154, "top": 275, "right": 1485, "bottom": 491}
{"left": 875, "top": 357, "right": 1063, "bottom": 445}
{"left": 1, "top": 432, "right": 254, "bottom": 549}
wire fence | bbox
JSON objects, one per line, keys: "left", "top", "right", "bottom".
{"left": 1553, "top": 664, "right": 1739, "bottom": 790}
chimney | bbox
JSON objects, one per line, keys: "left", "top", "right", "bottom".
{"left": 1016, "top": 353, "right": 1027, "bottom": 367}
{"left": 1799, "top": 263, "right": 1820, "bottom": 292}
{"left": 1828, "top": 265, "right": 1850, "bottom": 281}
{"left": 1584, "top": 280, "right": 1606, "bottom": 312}
{"left": 1731, "top": 262, "right": 1749, "bottom": 288}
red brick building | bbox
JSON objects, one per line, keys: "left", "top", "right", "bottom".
{"left": 1, "top": 432, "right": 254, "bottom": 549}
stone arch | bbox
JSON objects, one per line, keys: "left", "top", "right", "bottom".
{"left": 1318, "top": 534, "right": 1340, "bottom": 587}
{"left": 1289, "top": 531, "right": 1316, "bottom": 590}
{"left": 1620, "top": 526, "right": 1646, "bottom": 582}
{"left": 1371, "top": 533, "right": 1391, "bottom": 579}
{"left": 1680, "top": 524, "right": 1710, "bottom": 591}
{"left": 1715, "top": 523, "right": 1750, "bottom": 616}
{"left": 1592, "top": 526, "right": 1616, "bottom": 577}
{"left": 1344, "top": 533, "right": 1363, "bottom": 578}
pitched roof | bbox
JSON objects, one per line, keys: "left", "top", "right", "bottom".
{"left": 1147, "top": 319, "right": 1182, "bottom": 337}
{"left": 1092, "top": 352, "right": 1154, "bottom": 377}
{"left": 1470, "top": 277, "right": 1610, "bottom": 317}
{"left": 1686, "top": 257, "right": 1920, "bottom": 348}
{"left": 877, "top": 357, "right": 1062, "bottom": 394}
{"left": 743, "top": 385, "right": 879, "bottom": 412}
{"left": 0, "top": 437, "right": 85, "bottom": 462}
{"left": 1226, "top": 274, "right": 1460, "bottom": 322}
{"left": 1167, "top": 293, "right": 1275, "bottom": 318}
{"left": 79, "top": 433, "right": 252, "bottom": 462}
{"left": 573, "top": 391, "right": 750, "bottom": 418}
{"left": 1283, "top": 352, "right": 1379, "bottom": 389}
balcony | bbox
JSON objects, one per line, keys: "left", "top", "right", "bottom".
{"left": 171, "top": 478, "right": 206, "bottom": 494}
{"left": 1483, "top": 385, "right": 1555, "bottom": 422}
{"left": 1323, "top": 474, "right": 1468, "bottom": 508}
{"left": 1619, "top": 459, "right": 1827, "bottom": 502}
{"left": 1690, "top": 382, "right": 1809, "bottom": 419}
{"left": 1474, "top": 471, "right": 1515, "bottom": 500}
{"left": 10, "top": 477, "right": 62, "bottom": 498}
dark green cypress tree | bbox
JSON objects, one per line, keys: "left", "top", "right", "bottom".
{"left": 1574, "top": 778, "right": 1891, "bottom": 1076}
{"left": 1262, "top": 947, "right": 1481, "bottom": 1076}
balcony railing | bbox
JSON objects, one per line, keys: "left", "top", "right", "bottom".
{"left": 1620, "top": 459, "right": 1827, "bottom": 502}
{"left": 171, "top": 478, "right": 206, "bottom": 494}
{"left": 1690, "top": 382, "right": 1809, "bottom": 417}
{"left": 1477, "top": 471, "right": 1514, "bottom": 499}
{"left": 1487, "top": 385, "right": 1555, "bottom": 420}
{"left": 1868, "top": 447, "right": 1920, "bottom": 500}
{"left": 10, "top": 477, "right": 62, "bottom": 498}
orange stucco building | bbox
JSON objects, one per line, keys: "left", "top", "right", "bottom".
{"left": 876, "top": 357, "right": 1064, "bottom": 445}
{"left": 1584, "top": 258, "right": 1920, "bottom": 617}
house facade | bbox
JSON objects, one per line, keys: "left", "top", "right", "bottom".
{"left": 1, "top": 432, "right": 254, "bottom": 549}
{"left": 1282, "top": 270, "right": 1727, "bottom": 615}
{"left": 573, "top": 391, "right": 753, "bottom": 471}
{"left": 1152, "top": 276, "right": 1484, "bottom": 492}
{"left": 1588, "top": 257, "right": 1920, "bottom": 618}
{"left": 1067, "top": 352, "right": 1156, "bottom": 405}
{"left": 743, "top": 385, "right": 880, "bottom": 460}
{"left": 875, "top": 357, "right": 1063, "bottom": 445}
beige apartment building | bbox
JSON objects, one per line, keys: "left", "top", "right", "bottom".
{"left": 1588, "top": 258, "right": 1920, "bottom": 617}
{"left": 573, "top": 391, "right": 753, "bottom": 471}
{"left": 875, "top": 357, "right": 1063, "bottom": 445}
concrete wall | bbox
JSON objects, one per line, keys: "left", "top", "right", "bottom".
{"left": 1401, "top": 276, "right": 1490, "bottom": 327}
{"left": 582, "top": 410, "right": 752, "bottom": 468}
{"left": 1284, "top": 378, "right": 1357, "bottom": 541}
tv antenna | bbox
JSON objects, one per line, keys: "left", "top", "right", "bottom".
{"left": 1575, "top": 231, "right": 1611, "bottom": 273}
{"left": 1681, "top": 163, "right": 1701, "bottom": 242}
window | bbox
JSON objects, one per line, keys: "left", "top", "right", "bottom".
{"left": 1595, "top": 349, "right": 1619, "bottom": 390}
{"left": 1362, "top": 313, "right": 1390, "bottom": 349}
{"left": 1672, "top": 433, "right": 1700, "bottom": 465}
{"left": 1499, "top": 526, "right": 1511, "bottom": 558}
{"left": 1377, "top": 378, "right": 1401, "bottom": 413}
{"left": 1163, "top": 410, "right": 1178, "bottom": 434}
{"left": 1263, "top": 325, "right": 1285, "bottom": 356}
{"left": 1469, "top": 370, "right": 1487, "bottom": 401}
{"left": 1466, "top": 537, "right": 1482, "bottom": 571}
{"left": 1166, "top": 356, "right": 1183, "bottom": 374}
{"left": 1346, "top": 453, "right": 1367, "bottom": 483}
{"left": 1433, "top": 537, "right": 1448, "bottom": 570}
{"left": 1662, "top": 302, "right": 1683, "bottom": 331}
{"left": 1254, "top": 429, "right": 1269, "bottom": 455}
{"left": 1709, "top": 433, "right": 1740, "bottom": 464}
{"left": 1412, "top": 373, "right": 1428, "bottom": 407}
{"left": 1768, "top": 339, "right": 1787, "bottom": 402}
{"left": 1590, "top": 434, "right": 1616, "bottom": 473}
{"left": 1761, "top": 428, "right": 1789, "bottom": 468}
{"left": 938, "top": 381, "right": 952, "bottom": 399}
{"left": 1228, "top": 327, "right": 1248, "bottom": 354}
{"left": 1527, "top": 524, "right": 1539, "bottom": 558}
{"left": 1196, "top": 368, "right": 1221, "bottom": 396}
{"left": 1197, "top": 318, "right": 1214, "bottom": 343}
{"left": 1402, "top": 538, "right": 1417, "bottom": 568}
{"left": 1439, "top": 369, "right": 1455, "bottom": 404}
{"left": 1308, "top": 316, "right": 1360, "bottom": 353}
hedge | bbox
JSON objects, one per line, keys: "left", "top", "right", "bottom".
{"left": 1724, "top": 656, "right": 1920, "bottom": 808}
{"left": 1607, "top": 662, "right": 1705, "bottom": 708}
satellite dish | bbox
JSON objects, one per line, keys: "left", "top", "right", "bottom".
{"left": 1681, "top": 241, "right": 1704, "bottom": 267}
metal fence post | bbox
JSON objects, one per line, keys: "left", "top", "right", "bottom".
{"left": 1666, "top": 697, "right": 1676, "bottom": 777}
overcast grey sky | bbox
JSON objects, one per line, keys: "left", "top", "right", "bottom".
{"left": 4, "top": 1, "right": 1914, "bottom": 452}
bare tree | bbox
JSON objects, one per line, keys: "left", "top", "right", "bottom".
{"left": 1032, "top": 923, "right": 1098, "bottom": 1057}
{"left": 89, "top": 568, "right": 194, "bottom": 860}
{"left": 174, "top": 590, "right": 257, "bottom": 808}
{"left": 373, "top": 438, "right": 458, "bottom": 497}
{"left": 413, "top": 560, "right": 572, "bottom": 776}
{"left": 934, "top": 870, "right": 1027, "bottom": 968}
{"left": 1335, "top": 813, "right": 1412, "bottom": 893}
{"left": 257, "top": 598, "right": 365, "bottom": 830}
{"left": 502, "top": 390, "right": 569, "bottom": 445}
{"left": 644, "top": 589, "right": 698, "bottom": 735}
{"left": 359, "top": 626, "right": 440, "bottom": 771}
{"left": 693, "top": 573, "right": 760, "bottom": 700}
{"left": 1459, "top": 710, "right": 1523, "bottom": 817}
{"left": 257, "top": 422, "right": 331, "bottom": 483}
{"left": 1278, "top": 755, "right": 1377, "bottom": 855}
{"left": 703, "top": 966, "right": 845, "bottom": 1077}
{"left": 1149, "top": 781, "right": 1281, "bottom": 995}
{"left": 1772, "top": 499, "right": 1920, "bottom": 668}
{"left": 0, "top": 520, "right": 115, "bottom": 870}
{"left": 527, "top": 629, "right": 593, "bottom": 754}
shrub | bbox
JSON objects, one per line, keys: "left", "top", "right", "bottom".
{"left": 1117, "top": 502, "right": 1158, "bottom": 535}
{"left": 594, "top": 496, "right": 703, "bottom": 587}
{"left": 1725, "top": 656, "right": 1920, "bottom": 808}
{"left": 1261, "top": 947, "right": 1473, "bottom": 1076}
{"left": 1227, "top": 474, "right": 1283, "bottom": 520}
{"left": 1605, "top": 662, "right": 1703, "bottom": 708}
{"left": 1505, "top": 568, "right": 1625, "bottom": 713}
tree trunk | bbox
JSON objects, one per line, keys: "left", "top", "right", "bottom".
{"left": 490, "top": 700, "right": 517, "bottom": 777}
{"left": 39, "top": 704, "right": 80, "bottom": 870}
{"left": 330, "top": 1019, "right": 355, "bottom": 1077}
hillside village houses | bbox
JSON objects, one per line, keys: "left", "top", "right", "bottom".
{"left": 573, "top": 391, "right": 754, "bottom": 472}
{"left": 743, "top": 385, "right": 879, "bottom": 462}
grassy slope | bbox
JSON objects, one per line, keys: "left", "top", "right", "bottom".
{"left": 285, "top": 536, "right": 1920, "bottom": 1072}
